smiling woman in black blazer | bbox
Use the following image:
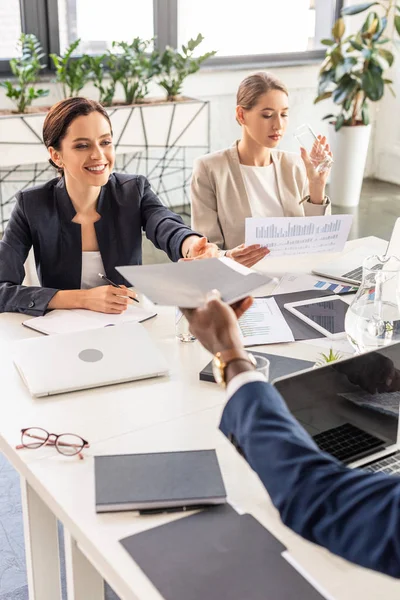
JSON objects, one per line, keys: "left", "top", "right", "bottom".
{"left": 0, "top": 97, "right": 217, "bottom": 316}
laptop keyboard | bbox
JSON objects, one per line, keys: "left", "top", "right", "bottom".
{"left": 362, "top": 451, "right": 400, "bottom": 475}
{"left": 313, "top": 423, "right": 385, "bottom": 463}
{"left": 342, "top": 262, "right": 383, "bottom": 283}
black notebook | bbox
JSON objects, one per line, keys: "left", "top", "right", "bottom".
{"left": 200, "top": 351, "right": 314, "bottom": 384}
{"left": 120, "top": 504, "right": 324, "bottom": 600}
{"left": 94, "top": 449, "right": 226, "bottom": 513}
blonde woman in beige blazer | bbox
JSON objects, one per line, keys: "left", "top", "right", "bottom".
{"left": 191, "top": 72, "right": 332, "bottom": 267}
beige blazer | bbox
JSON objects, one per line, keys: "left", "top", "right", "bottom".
{"left": 191, "top": 142, "right": 331, "bottom": 249}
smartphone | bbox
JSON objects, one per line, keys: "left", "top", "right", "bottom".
{"left": 284, "top": 295, "right": 349, "bottom": 339}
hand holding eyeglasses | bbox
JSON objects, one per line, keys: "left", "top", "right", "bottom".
{"left": 16, "top": 427, "right": 89, "bottom": 460}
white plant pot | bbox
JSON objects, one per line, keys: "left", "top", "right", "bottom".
{"left": 328, "top": 123, "right": 371, "bottom": 208}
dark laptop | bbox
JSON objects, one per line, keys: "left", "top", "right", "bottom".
{"left": 273, "top": 342, "right": 400, "bottom": 473}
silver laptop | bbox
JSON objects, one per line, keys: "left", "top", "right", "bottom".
{"left": 312, "top": 217, "right": 400, "bottom": 285}
{"left": 13, "top": 322, "right": 169, "bottom": 397}
{"left": 273, "top": 342, "right": 400, "bottom": 473}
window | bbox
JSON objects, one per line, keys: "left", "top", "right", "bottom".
{"left": 0, "top": 0, "right": 342, "bottom": 74}
{"left": 0, "top": 0, "right": 22, "bottom": 60}
{"left": 178, "top": 0, "right": 340, "bottom": 62}
{"left": 57, "top": 0, "right": 154, "bottom": 55}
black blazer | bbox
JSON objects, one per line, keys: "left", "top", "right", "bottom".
{"left": 0, "top": 173, "right": 198, "bottom": 316}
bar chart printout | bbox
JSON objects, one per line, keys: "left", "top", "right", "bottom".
{"left": 245, "top": 215, "right": 353, "bottom": 257}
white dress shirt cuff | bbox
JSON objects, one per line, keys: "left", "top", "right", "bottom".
{"left": 226, "top": 371, "right": 267, "bottom": 401}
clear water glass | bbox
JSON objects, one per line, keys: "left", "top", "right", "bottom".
{"left": 345, "top": 255, "right": 400, "bottom": 353}
{"left": 293, "top": 123, "right": 333, "bottom": 173}
{"left": 175, "top": 308, "right": 196, "bottom": 342}
{"left": 254, "top": 355, "right": 270, "bottom": 380}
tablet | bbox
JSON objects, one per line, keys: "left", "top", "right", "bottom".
{"left": 283, "top": 295, "right": 349, "bottom": 339}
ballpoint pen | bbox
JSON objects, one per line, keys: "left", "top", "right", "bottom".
{"left": 139, "top": 504, "right": 210, "bottom": 515}
{"left": 98, "top": 273, "right": 139, "bottom": 303}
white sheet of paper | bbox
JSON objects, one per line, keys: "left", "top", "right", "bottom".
{"left": 23, "top": 305, "right": 157, "bottom": 335}
{"left": 245, "top": 215, "right": 353, "bottom": 257}
{"left": 281, "top": 552, "right": 334, "bottom": 600}
{"left": 117, "top": 258, "right": 272, "bottom": 308}
{"left": 238, "top": 297, "right": 295, "bottom": 346}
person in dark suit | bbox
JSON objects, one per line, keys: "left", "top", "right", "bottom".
{"left": 182, "top": 292, "right": 400, "bottom": 579}
{"left": 0, "top": 97, "right": 218, "bottom": 316}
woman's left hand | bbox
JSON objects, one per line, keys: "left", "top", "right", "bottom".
{"left": 186, "top": 236, "right": 219, "bottom": 260}
{"left": 300, "top": 135, "right": 332, "bottom": 201}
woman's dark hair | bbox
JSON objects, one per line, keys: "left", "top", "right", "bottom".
{"left": 43, "top": 97, "right": 113, "bottom": 173}
{"left": 236, "top": 71, "right": 288, "bottom": 124}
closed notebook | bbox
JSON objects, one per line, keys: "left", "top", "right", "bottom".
{"left": 200, "top": 351, "right": 314, "bottom": 384}
{"left": 94, "top": 449, "right": 226, "bottom": 513}
{"left": 120, "top": 504, "right": 325, "bottom": 600}
{"left": 23, "top": 305, "right": 157, "bottom": 336}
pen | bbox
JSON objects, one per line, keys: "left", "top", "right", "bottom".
{"left": 98, "top": 273, "right": 139, "bottom": 303}
{"left": 139, "top": 504, "right": 210, "bottom": 516}
{"left": 337, "top": 289, "right": 359, "bottom": 296}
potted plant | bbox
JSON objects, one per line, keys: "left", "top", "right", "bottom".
{"left": 50, "top": 39, "right": 92, "bottom": 98}
{"left": 108, "top": 38, "right": 160, "bottom": 105}
{"left": 315, "top": 1, "right": 400, "bottom": 207}
{"left": 0, "top": 33, "right": 49, "bottom": 114}
{"left": 314, "top": 348, "right": 343, "bottom": 368}
{"left": 157, "top": 34, "right": 216, "bottom": 101}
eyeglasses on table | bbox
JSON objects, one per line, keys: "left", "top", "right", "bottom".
{"left": 16, "top": 427, "right": 90, "bottom": 460}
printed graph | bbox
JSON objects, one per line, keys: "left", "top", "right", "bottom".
{"left": 254, "top": 219, "right": 344, "bottom": 240}
{"left": 245, "top": 215, "right": 353, "bottom": 257}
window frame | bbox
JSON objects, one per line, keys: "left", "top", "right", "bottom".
{"left": 0, "top": 0, "right": 343, "bottom": 75}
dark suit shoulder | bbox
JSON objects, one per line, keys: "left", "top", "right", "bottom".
{"left": 110, "top": 172, "right": 148, "bottom": 190}
{"left": 17, "top": 177, "right": 60, "bottom": 204}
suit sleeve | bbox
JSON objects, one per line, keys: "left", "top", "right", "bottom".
{"left": 220, "top": 380, "right": 400, "bottom": 578}
{"left": 0, "top": 195, "right": 58, "bottom": 315}
{"left": 138, "top": 176, "right": 201, "bottom": 262}
{"left": 190, "top": 158, "right": 225, "bottom": 249}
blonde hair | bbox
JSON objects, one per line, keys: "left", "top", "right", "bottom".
{"left": 236, "top": 72, "right": 288, "bottom": 124}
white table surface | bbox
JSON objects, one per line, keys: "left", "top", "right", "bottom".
{"left": 1, "top": 236, "right": 400, "bottom": 600}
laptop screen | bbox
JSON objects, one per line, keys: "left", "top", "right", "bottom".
{"left": 274, "top": 343, "right": 400, "bottom": 464}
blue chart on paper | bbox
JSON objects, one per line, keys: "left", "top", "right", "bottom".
{"left": 314, "top": 280, "right": 358, "bottom": 294}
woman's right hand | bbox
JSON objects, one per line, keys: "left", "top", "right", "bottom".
{"left": 226, "top": 244, "right": 270, "bottom": 268}
{"left": 82, "top": 285, "right": 136, "bottom": 314}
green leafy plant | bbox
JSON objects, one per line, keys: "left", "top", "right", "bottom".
{"left": 50, "top": 39, "right": 91, "bottom": 98}
{"left": 110, "top": 38, "right": 160, "bottom": 105}
{"left": 315, "top": 348, "right": 343, "bottom": 367}
{"left": 315, "top": 1, "right": 400, "bottom": 130}
{"left": 157, "top": 34, "right": 217, "bottom": 101}
{"left": 84, "top": 54, "right": 116, "bottom": 106}
{"left": 0, "top": 33, "right": 49, "bottom": 113}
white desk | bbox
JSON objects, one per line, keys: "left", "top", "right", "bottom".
{"left": 1, "top": 236, "right": 400, "bottom": 600}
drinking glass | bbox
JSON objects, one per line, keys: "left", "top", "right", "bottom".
{"left": 175, "top": 308, "right": 196, "bottom": 342}
{"left": 345, "top": 255, "right": 400, "bottom": 353}
{"left": 293, "top": 123, "right": 333, "bottom": 173}
{"left": 253, "top": 354, "right": 270, "bottom": 380}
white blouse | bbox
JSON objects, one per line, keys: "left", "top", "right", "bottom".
{"left": 81, "top": 251, "right": 106, "bottom": 289}
{"left": 240, "top": 162, "right": 284, "bottom": 218}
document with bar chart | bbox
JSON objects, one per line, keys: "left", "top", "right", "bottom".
{"left": 245, "top": 215, "right": 353, "bottom": 257}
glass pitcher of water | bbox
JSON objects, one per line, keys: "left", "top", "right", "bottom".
{"left": 345, "top": 255, "right": 400, "bottom": 353}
